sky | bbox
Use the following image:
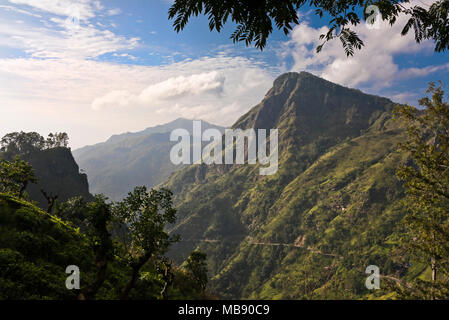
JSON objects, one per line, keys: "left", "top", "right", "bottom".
{"left": 0, "top": 0, "right": 448, "bottom": 149}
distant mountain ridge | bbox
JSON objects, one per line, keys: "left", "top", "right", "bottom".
{"left": 73, "top": 118, "right": 224, "bottom": 201}
{"left": 162, "top": 71, "right": 410, "bottom": 299}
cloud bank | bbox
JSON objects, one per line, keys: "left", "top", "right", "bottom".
{"left": 282, "top": 2, "right": 445, "bottom": 91}
{"left": 0, "top": 55, "right": 274, "bottom": 148}
{"left": 1, "top": 0, "right": 448, "bottom": 149}
{"left": 92, "top": 71, "right": 226, "bottom": 110}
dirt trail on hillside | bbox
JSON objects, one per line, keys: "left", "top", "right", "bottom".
{"left": 181, "top": 236, "right": 343, "bottom": 258}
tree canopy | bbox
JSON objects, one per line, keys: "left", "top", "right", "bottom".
{"left": 0, "top": 131, "right": 69, "bottom": 158}
{"left": 0, "top": 156, "right": 37, "bottom": 199}
{"left": 183, "top": 250, "right": 208, "bottom": 291}
{"left": 394, "top": 82, "right": 449, "bottom": 299}
{"left": 112, "top": 186, "right": 180, "bottom": 299}
{"left": 0, "top": 132, "right": 45, "bottom": 156}
{"left": 168, "top": 0, "right": 449, "bottom": 56}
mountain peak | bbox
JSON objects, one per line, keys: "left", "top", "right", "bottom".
{"left": 271, "top": 71, "right": 344, "bottom": 93}
{"left": 273, "top": 71, "right": 314, "bottom": 83}
{"left": 233, "top": 71, "right": 395, "bottom": 143}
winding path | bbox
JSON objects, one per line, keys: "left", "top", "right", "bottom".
{"left": 180, "top": 236, "right": 343, "bottom": 259}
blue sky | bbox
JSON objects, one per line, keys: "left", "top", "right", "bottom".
{"left": 0, "top": 0, "right": 447, "bottom": 148}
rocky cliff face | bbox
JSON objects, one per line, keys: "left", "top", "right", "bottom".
{"left": 24, "top": 147, "right": 93, "bottom": 209}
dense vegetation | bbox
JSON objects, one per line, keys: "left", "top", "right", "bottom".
{"left": 0, "top": 190, "right": 211, "bottom": 299}
{"left": 163, "top": 72, "right": 449, "bottom": 299}
{"left": 0, "top": 194, "right": 93, "bottom": 299}
{"left": 169, "top": 0, "right": 449, "bottom": 56}
{"left": 391, "top": 82, "right": 449, "bottom": 299}
{"left": 0, "top": 134, "right": 211, "bottom": 299}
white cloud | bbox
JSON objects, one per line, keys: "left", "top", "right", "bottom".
{"left": 0, "top": 15, "right": 139, "bottom": 59}
{"left": 389, "top": 91, "right": 420, "bottom": 104}
{"left": 0, "top": 4, "right": 42, "bottom": 17}
{"left": 283, "top": 2, "right": 440, "bottom": 90}
{"left": 112, "top": 53, "right": 138, "bottom": 61}
{"left": 397, "top": 63, "right": 449, "bottom": 79}
{"left": 91, "top": 90, "right": 135, "bottom": 110}
{"left": 92, "top": 71, "right": 226, "bottom": 110}
{"left": 87, "top": 58, "right": 273, "bottom": 125}
{"left": 1, "top": 0, "right": 137, "bottom": 60}
{"left": 7, "top": 0, "right": 96, "bottom": 20}
{"left": 0, "top": 0, "right": 276, "bottom": 149}
{"left": 143, "top": 72, "right": 224, "bottom": 99}
{"left": 0, "top": 56, "right": 274, "bottom": 148}
{"left": 107, "top": 8, "right": 121, "bottom": 16}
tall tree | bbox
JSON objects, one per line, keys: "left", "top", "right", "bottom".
{"left": 394, "top": 81, "right": 449, "bottom": 299}
{"left": 113, "top": 186, "right": 179, "bottom": 300}
{"left": 0, "top": 132, "right": 45, "bottom": 157}
{"left": 45, "top": 132, "right": 69, "bottom": 148}
{"left": 40, "top": 189, "right": 58, "bottom": 213}
{"left": 183, "top": 250, "right": 208, "bottom": 291}
{"left": 157, "top": 258, "right": 174, "bottom": 299}
{"left": 54, "top": 196, "right": 89, "bottom": 231}
{"left": 78, "top": 195, "right": 114, "bottom": 300}
{"left": 168, "top": 0, "right": 449, "bottom": 56}
{"left": 0, "top": 156, "right": 37, "bottom": 198}
{"left": 0, "top": 131, "right": 70, "bottom": 158}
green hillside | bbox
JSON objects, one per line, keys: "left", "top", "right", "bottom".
{"left": 163, "top": 72, "right": 413, "bottom": 299}
{"left": 0, "top": 131, "right": 213, "bottom": 300}
{"left": 0, "top": 193, "right": 94, "bottom": 299}
{"left": 0, "top": 193, "right": 213, "bottom": 300}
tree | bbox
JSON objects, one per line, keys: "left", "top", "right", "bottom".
{"left": 0, "top": 132, "right": 45, "bottom": 157}
{"left": 394, "top": 81, "right": 449, "bottom": 299}
{"left": 0, "top": 156, "right": 37, "bottom": 198}
{"left": 0, "top": 131, "right": 69, "bottom": 159}
{"left": 41, "top": 189, "right": 58, "bottom": 213}
{"left": 54, "top": 196, "right": 89, "bottom": 231}
{"left": 45, "top": 132, "right": 69, "bottom": 148}
{"left": 112, "top": 186, "right": 179, "bottom": 300}
{"left": 157, "top": 258, "right": 174, "bottom": 299}
{"left": 183, "top": 250, "right": 208, "bottom": 291}
{"left": 168, "top": 0, "right": 449, "bottom": 56}
{"left": 45, "top": 133, "right": 56, "bottom": 149}
{"left": 55, "top": 132, "right": 69, "bottom": 148}
{"left": 53, "top": 195, "right": 113, "bottom": 300}
{"left": 78, "top": 195, "right": 114, "bottom": 300}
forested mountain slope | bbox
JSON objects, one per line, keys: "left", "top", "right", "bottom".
{"left": 163, "top": 72, "right": 410, "bottom": 299}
